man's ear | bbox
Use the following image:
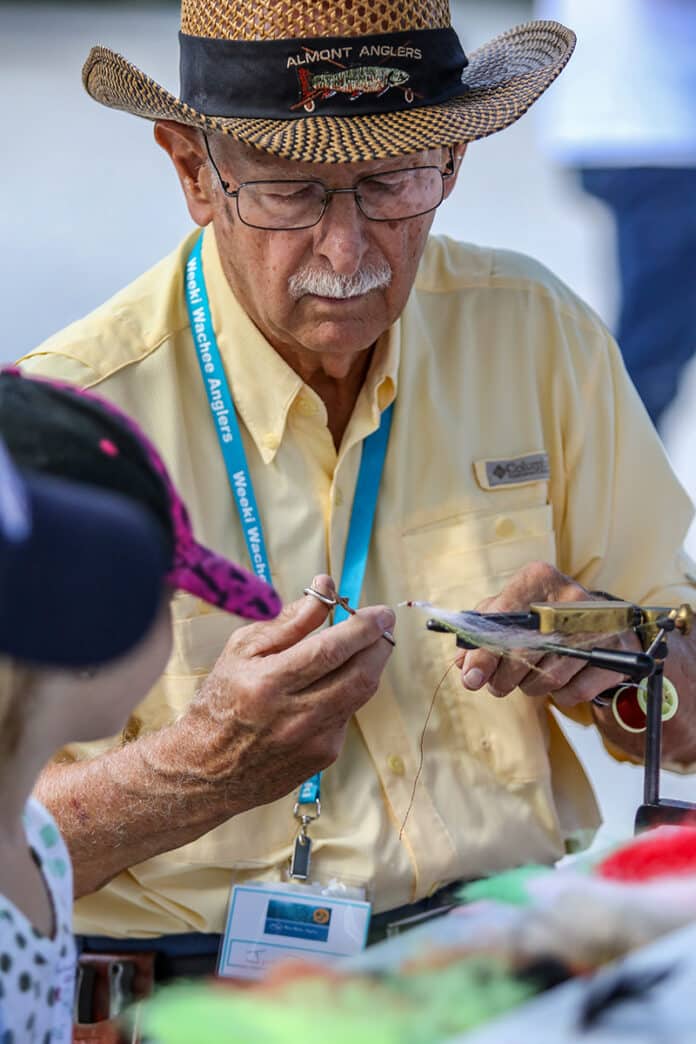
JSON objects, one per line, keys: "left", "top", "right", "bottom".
{"left": 154, "top": 121, "right": 216, "bottom": 227}
{"left": 443, "top": 142, "right": 467, "bottom": 200}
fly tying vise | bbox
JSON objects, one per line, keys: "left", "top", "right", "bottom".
{"left": 405, "top": 599, "right": 692, "bottom": 661}
{"left": 406, "top": 598, "right": 696, "bottom": 832}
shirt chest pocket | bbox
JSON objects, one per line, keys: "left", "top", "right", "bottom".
{"left": 400, "top": 502, "right": 557, "bottom": 784}
{"left": 127, "top": 597, "right": 242, "bottom": 736}
{"left": 169, "top": 600, "right": 241, "bottom": 676}
{"left": 402, "top": 502, "right": 557, "bottom": 606}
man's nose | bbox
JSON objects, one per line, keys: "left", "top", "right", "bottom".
{"left": 313, "top": 190, "right": 371, "bottom": 276}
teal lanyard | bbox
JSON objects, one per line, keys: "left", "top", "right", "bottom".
{"left": 185, "top": 234, "right": 393, "bottom": 878}
{"left": 185, "top": 237, "right": 271, "bottom": 584}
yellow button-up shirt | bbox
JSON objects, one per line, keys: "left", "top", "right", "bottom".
{"left": 20, "top": 227, "right": 696, "bottom": 937}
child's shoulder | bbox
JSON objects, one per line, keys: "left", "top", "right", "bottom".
{"left": 23, "top": 796, "right": 65, "bottom": 850}
{"left": 23, "top": 797, "right": 73, "bottom": 904}
{"left": 0, "top": 800, "right": 76, "bottom": 1041}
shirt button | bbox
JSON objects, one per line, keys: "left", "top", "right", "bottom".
{"left": 334, "top": 488, "right": 344, "bottom": 507}
{"left": 387, "top": 754, "right": 405, "bottom": 776}
{"left": 296, "top": 395, "right": 319, "bottom": 417}
{"left": 495, "top": 517, "right": 516, "bottom": 539}
{"left": 480, "top": 736, "right": 492, "bottom": 752}
{"left": 263, "top": 432, "right": 280, "bottom": 451}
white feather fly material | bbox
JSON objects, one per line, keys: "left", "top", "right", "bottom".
{"left": 400, "top": 601, "right": 570, "bottom": 653}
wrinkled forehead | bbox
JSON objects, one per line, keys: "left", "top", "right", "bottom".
{"left": 210, "top": 132, "right": 448, "bottom": 180}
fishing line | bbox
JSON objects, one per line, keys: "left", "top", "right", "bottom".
{"left": 399, "top": 656, "right": 459, "bottom": 840}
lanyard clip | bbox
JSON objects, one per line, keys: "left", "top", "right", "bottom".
{"left": 289, "top": 799, "right": 320, "bottom": 881}
{"left": 290, "top": 830, "right": 312, "bottom": 881}
{"left": 290, "top": 808, "right": 319, "bottom": 881}
{"left": 293, "top": 798, "right": 321, "bottom": 822}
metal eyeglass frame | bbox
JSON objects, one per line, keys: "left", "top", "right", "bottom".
{"left": 203, "top": 135, "right": 455, "bottom": 230}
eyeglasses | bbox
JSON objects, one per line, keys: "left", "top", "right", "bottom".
{"left": 204, "top": 137, "right": 455, "bottom": 231}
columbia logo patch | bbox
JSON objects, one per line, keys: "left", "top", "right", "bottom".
{"left": 474, "top": 452, "right": 550, "bottom": 490}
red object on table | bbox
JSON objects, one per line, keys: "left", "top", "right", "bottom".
{"left": 598, "top": 825, "right": 696, "bottom": 882}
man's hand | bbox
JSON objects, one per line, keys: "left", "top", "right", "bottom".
{"left": 36, "top": 574, "right": 395, "bottom": 897}
{"left": 179, "top": 573, "right": 395, "bottom": 808}
{"left": 457, "top": 561, "right": 641, "bottom": 707}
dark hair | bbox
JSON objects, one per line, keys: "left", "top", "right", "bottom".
{"left": 0, "top": 375, "right": 175, "bottom": 561}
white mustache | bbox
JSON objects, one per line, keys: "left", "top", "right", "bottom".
{"left": 288, "top": 261, "right": 392, "bottom": 300}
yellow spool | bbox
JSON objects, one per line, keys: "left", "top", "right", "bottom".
{"left": 636, "top": 677, "right": 679, "bottom": 722}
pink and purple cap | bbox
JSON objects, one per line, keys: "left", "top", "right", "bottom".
{"left": 0, "top": 369, "right": 281, "bottom": 624}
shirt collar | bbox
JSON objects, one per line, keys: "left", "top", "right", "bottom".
{"left": 201, "top": 226, "right": 400, "bottom": 463}
{"left": 370, "top": 325, "right": 399, "bottom": 418}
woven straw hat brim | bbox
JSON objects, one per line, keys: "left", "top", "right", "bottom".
{"left": 83, "top": 21, "right": 575, "bottom": 163}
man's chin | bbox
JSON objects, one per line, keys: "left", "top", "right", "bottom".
{"left": 280, "top": 291, "right": 396, "bottom": 357}
{"left": 297, "top": 312, "right": 386, "bottom": 353}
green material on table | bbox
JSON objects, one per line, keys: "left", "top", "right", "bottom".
{"left": 138, "top": 957, "right": 540, "bottom": 1044}
{"left": 459, "top": 865, "right": 553, "bottom": 906}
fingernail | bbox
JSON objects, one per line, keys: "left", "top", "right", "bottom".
{"left": 463, "top": 668, "right": 485, "bottom": 689}
{"left": 311, "top": 574, "right": 334, "bottom": 594}
{"left": 378, "top": 609, "right": 396, "bottom": 631}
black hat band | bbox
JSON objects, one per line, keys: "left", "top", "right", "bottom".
{"left": 180, "top": 27, "right": 469, "bottom": 121}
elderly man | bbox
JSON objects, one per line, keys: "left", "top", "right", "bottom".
{"left": 20, "top": 0, "right": 696, "bottom": 995}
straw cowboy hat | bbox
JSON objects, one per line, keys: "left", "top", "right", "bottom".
{"left": 82, "top": 0, "right": 575, "bottom": 163}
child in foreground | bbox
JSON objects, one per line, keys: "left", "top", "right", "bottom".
{"left": 0, "top": 370, "right": 281, "bottom": 1041}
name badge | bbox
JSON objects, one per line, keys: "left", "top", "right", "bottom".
{"left": 218, "top": 884, "right": 371, "bottom": 980}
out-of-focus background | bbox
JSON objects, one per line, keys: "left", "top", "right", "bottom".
{"left": 1, "top": 0, "right": 695, "bottom": 849}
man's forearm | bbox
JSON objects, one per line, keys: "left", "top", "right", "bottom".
{"left": 33, "top": 718, "right": 248, "bottom": 898}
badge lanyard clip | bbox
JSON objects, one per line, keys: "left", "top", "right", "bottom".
{"left": 290, "top": 798, "right": 321, "bottom": 881}
{"left": 289, "top": 773, "right": 321, "bottom": 880}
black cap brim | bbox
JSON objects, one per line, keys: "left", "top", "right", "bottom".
{"left": 0, "top": 468, "right": 169, "bottom": 668}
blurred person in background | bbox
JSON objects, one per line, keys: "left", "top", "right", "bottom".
{"left": 535, "top": 0, "right": 696, "bottom": 432}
